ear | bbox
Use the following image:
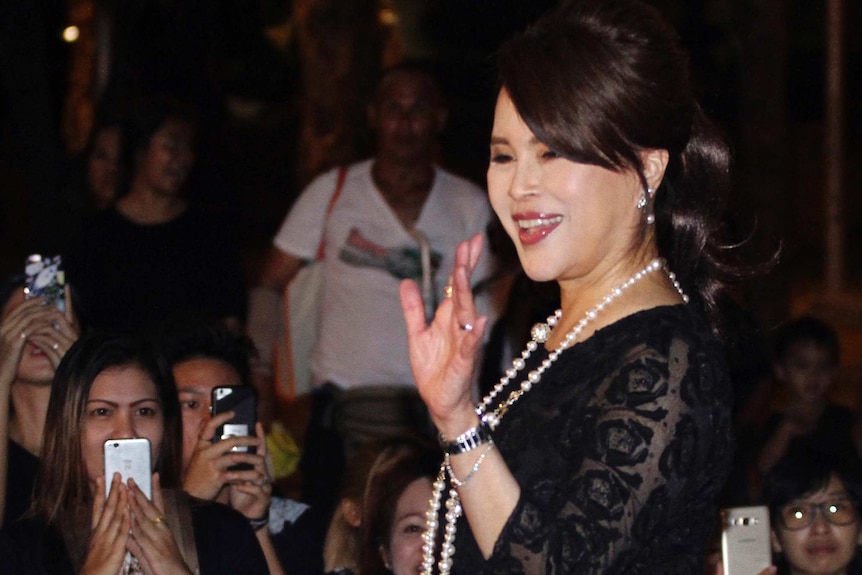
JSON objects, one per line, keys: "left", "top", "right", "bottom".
{"left": 379, "top": 544, "right": 392, "bottom": 570}
{"left": 341, "top": 497, "right": 362, "bottom": 528}
{"left": 771, "top": 529, "right": 784, "bottom": 554}
{"left": 640, "top": 148, "right": 670, "bottom": 192}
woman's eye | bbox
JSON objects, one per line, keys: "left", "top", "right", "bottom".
{"left": 404, "top": 523, "right": 424, "bottom": 534}
{"left": 490, "top": 152, "right": 514, "bottom": 164}
{"left": 181, "top": 400, "right": 199, "bottom": 410}
{"left": 137, "top": 406, "right": 159, "bottom": 417}
{"left": 91, "top": 407, "right": 110, "bottom": 417}
{"left": 541, "top": 149, "right": 561, "bottom": 160}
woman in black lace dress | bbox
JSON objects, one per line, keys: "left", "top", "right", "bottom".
{"left": 398, "top": 1, "right": 743, "bottom": 573}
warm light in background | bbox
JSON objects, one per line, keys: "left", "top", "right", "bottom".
{"left": 62, "top": 26, "right": 80, "bottom": 43}
{"left": 379, "top": 8, "right": 398, "bottom": 27}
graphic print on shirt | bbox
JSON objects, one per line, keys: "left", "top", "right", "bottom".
{"left": 338, "top": 228, "right": 442, "bottom": 281}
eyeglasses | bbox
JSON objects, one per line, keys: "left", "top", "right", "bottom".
{"left": 779, "top": 499, "right": 858, "bottom": 530}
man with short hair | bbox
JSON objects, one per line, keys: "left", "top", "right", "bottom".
{"left": 249, "top": 63, "right": 495, "bottom": 512}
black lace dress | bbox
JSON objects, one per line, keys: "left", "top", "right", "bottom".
{"left": 451, "top": 304, "right": 733, "bottom": 574}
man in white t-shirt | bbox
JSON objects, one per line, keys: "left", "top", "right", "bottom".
{"left": 249, "top": 63, "right": 495, "bottom": 511}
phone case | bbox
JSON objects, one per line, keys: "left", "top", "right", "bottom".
{"left": 211, "top": 386, "right": 257, "bottom": 454}
{"left": 24, "top": 254, "right": 66, "bottom": 312}
{"left": 104, "top": 438, "right": 152, "bottom": 499}
{"left": 721, "top": 505, "right": 772, "bottom": 575}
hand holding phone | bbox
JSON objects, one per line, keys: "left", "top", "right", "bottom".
{"left": 211, "top": 387, "right": 257, "bottom": 471}
{"left": 24, "top": 254, "right": 66, "bottom": 312}
{"left": 104, "top": 438, "right": 152, "bottom": 499}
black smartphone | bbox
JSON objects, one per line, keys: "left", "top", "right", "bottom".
{"left": 211, "top": 386, "right": 257, "bottom": 470}
{"left": 24, "top": 254, "right": 66, "bottom": 312}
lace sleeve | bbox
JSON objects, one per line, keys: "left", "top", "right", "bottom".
{"left": 480, "top": 325, "right": 731, "bottom": 575}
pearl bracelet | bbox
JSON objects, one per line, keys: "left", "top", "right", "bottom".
{"left": 444, "top": 441, "right": 495, "bottom": 488}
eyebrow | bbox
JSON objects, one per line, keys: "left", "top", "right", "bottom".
{"left": 86, "top": 398, "right": 161, "bottom": 407}
{"left": 177, "top": 385, "right": 209, "bottom": 395}
{"left": 489, "top": 135, "right": 542, "bottom": 146}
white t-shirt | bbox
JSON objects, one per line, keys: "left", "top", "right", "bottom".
{"left": 273, "top": 159, "right": 494, "bottom": 389}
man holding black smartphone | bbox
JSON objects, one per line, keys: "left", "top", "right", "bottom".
{"left": 161, "top": 320, "right": 326, "bottom": 575}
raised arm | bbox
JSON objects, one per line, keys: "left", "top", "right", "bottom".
{"left": 400, "top": 233, "right": 520, "bottom": 555}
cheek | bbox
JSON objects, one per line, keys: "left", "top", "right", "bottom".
{"left": 390, "top": 533, "right": 423, "bottom": 571}
{"left": 81, "top": 424, "right": 106, "bottom": 483}
{"left": 142, "top": 418, "right": 165, "bottom": 467}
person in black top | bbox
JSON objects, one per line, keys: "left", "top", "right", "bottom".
{"left": 0, "top": 332, "right": 268, "bottom": 575}
{"left": 398, "top": 1, "right": 749, "bottom": 572}
{"left": 68, "top": 97, "right": 245, "bottom": 334}
{"left": 0, "top": 274, "right": 79, "bottom": 527}
{"left": 160, "top": 320, "right": 326, "bottom": 575}
{"left": 755, "top": 317, "right": 859, "bottom": 480}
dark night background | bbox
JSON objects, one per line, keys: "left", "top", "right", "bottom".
{"left": 1, "top": 0, "right": 861, "bottom": 367}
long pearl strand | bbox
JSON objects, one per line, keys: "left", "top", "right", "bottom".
{"left": 420, "top": 258, "right": 688, "bottom": 575}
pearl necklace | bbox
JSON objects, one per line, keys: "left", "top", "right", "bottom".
{"left": 420, "top": 258, "right": 688, "bottom": 575}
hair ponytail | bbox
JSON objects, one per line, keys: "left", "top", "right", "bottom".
{"left": 656, "top": 107, "right": 735, "bottom": 336}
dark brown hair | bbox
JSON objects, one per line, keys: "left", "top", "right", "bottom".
{"left": 498, "top": 0, "right": 738, "bottom": 336}
{"left": 358, "top": 439, "right": 441, "bottom": 575}
{"left": 34, "top": 331, "right": 183, "bottom": 526}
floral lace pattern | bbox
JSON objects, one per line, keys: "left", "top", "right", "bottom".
{"left": 454, "top": 305, "right": 733, "bottom": 574}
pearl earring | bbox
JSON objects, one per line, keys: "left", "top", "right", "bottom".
{"left": 643, "top": 187, "right": 655, "bottom": 224}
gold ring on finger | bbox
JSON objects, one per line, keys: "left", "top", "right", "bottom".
{"left": 153, "top": 515, "right": 165, "bottom": 526}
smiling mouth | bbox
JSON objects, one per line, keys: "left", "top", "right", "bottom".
{"left": 513, "top": 214, "right": 563, "bottom": 245}
{"left": 516, "top": 215, "right": 563, "bottom": 230}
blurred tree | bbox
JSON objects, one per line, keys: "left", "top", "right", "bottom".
{"left": 293, "top": 0, "right": 383, "bottom": 186}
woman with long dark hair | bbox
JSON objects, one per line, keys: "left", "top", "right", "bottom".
{"left": 0, "top": 332, "right": 268, "bottom": 575}
{"left": 399, "top": 0, "right": 745, "bottom": 572}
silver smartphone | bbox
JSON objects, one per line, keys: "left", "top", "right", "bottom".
{"left": 103, "top": 438, "right": 152, "bottom": 499}
{"left": 721, "top": 505, "right": 772, "bottom": 575}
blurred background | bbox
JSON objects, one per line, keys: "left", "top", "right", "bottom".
{"left": 1, "top": 0, "right": 861, "bottom": 386}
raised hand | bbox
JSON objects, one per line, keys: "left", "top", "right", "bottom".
{"left": 79, "top": 474, "right": 130, "bottom": 575}
{"left": 183, "top": 411, "right": 266, "bottom": 502}
{"left": 227, "top": 422, "right": 272, "bottom": 521}
{"left": 126, "top": 473, "right": 193, "bottom": 575}
{"left": 399, "top": 233, "right": 487, "bottom": 436}
{"left": 25, "top": 286, "right": 80, "bottom": 370}
{"left": 0, "top": 285, "right": 80, "bottom": 386}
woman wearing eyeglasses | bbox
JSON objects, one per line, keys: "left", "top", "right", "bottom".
{"left": 762, "top": 447, "right": 862, "bottom": 575}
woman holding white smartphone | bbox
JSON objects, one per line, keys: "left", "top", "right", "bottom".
{"left": 0, "top": 332, "right": 269, "bottom": 575}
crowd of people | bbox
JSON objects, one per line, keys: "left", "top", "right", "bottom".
{"left": 2, "top": 1, "right": 862, "bottom": 574}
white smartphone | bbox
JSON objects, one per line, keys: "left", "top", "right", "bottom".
{"left": 721, "top": 505, "right": 772, "bottom": 575}
{"left": 103, "top": 438, "right": 152, "bottom": 500}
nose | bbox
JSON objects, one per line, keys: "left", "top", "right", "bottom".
{"left": 509, "top": 157, "right": 541, "bottom": 199}
{"left": 810, "top": 509, "right": 832, "bottom": 533}
{"left": 114, "top": 412, "right": 136, "bottom": 439}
